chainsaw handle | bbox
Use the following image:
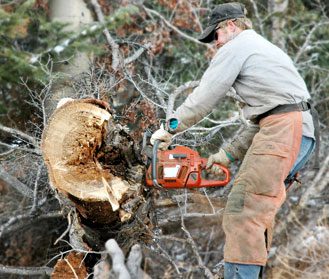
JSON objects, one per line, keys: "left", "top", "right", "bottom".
{"left": 198, "top": 159, "right": 231, "bottom": 187}
{"left": 151, "top": 139, "right": 163, "bottom": 188}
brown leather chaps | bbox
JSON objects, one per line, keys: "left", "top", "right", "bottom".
{"left": 223, "top": 111, "right": 302, "bottom": 265}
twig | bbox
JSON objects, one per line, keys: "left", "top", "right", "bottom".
{"left": 144, "top": 64, "right": 168, "bottom": 109}
{"left": 178, "top": 194, "right": 214, "bottom": 279}
{"left": 30, "top": 164, "right": 43, "bottom": 214}
{"left": 180, "top": 214, "right": 214, "bottom": 279}
{"left": 299, "top": 153, "right": 329, "bottom": 207}
{"left": 64, "top": 259, "right": 79, "bottom": 279}
{"left": 54, "top": 209, "right": 73, "bottom": 245}
{"left": 294, "top": 21, "right": 328, "bottom": 63}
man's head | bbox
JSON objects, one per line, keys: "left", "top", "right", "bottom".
{"left": 198, "top": 2, "right": 252, "bottom": 45}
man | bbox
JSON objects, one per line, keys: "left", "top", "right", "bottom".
{"left": 151, "top": 2, "right": 316, "bottom": 279}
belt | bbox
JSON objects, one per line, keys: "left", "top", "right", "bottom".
{"left": 256, "top": 101, "right": 311, "bottom": 122}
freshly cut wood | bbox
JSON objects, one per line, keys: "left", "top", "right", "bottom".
{"left": 41, "top": 99, "right": 141, "bottom": 224}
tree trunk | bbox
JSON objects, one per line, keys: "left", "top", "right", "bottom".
{"left": 46, "top": 0, "right": 93, "bottom": 116}
{"left": 41, "top": 99, "right": 147, "bottom": 254}
{"left": 268, "top": 0, "right": 289, "bottom": 50}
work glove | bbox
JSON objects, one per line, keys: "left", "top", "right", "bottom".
{"left": 150, "top": 125, "right": 173, "bottom": 150}
{"left": 206, "top": 148, "right": 232, "bottom": 175}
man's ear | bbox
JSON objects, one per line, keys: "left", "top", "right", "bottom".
{"left": 227, "top": 20, "right": 236, "bottom": 31}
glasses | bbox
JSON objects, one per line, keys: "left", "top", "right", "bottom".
{"left": 213, "top": 19, "right": 237, "bottom": 41}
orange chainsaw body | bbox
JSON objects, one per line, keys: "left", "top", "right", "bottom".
{"left": 146, "top": 145, "right": 230, "bottom": 188}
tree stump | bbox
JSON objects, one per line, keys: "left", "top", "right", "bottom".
{"left": 41, "top": 99, "right": 145, "bottom": 228}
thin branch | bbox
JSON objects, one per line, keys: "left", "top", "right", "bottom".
{"left": 179, "top": 203, "right": 215, "bottom": 279}
{"left": 143, "top": 64, "right": 168, "bottom": 109}
{"left": 91, "top": 0, "right": 122, "bottom": 72}
{"left": 0, "top": 211, "right": 63, "bottom": 238}
{"left": 294, "top": 21, "right": 328, "bottom": 63}
{"left": 143, "top": 6, "right": 207, "bottom": 46}
{"left": 30, "top": 165, "right": 43, "bottom": 214}
{"left": 124, "top": 43, "right": 152, "bottom": 65}
{"left": 0, "top": 167, "right": 33, "bottom": 198}
{"left": 167, "top": 80, "right": 200, "bottom": 118}
{"left": 64, "top": 259, "right": 79, "bottom": 279}
{"left": 0, "top": 141, "right": 41, "bottom": 155}
{"left": 0, "top": 124, "right": 38, "bottom": 147}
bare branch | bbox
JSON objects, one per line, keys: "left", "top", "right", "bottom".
{"left": 0, "top": 211, "right": 63, "bottom": 238}
{"left": 0, "top": 264, "right": 52, "bottom": 276}
{"left": 143, "top": 6, "right": 207, "bottom": 46}
{"left": 179, "top": 200, "right": 215, "bottom": 279}
{"left": 167, "top": 80, "right": 200, "bottom": 118}
{"left": 0, "top": 124, "right": 38, "bottom": 147}
{"left": 0, "top": 141, "right": 41, "bottom": 155}
{"left": 248, "top": 0, "right": 265, "bottom": 36}
{"left": 30, "top": 164, "right": 43, "bottom": 214}
{"left": 124, "top": 43, "right": 152, "bottom": 65}
{"left": 294, "top": 21, "right": 329, "bottom": 63}
{"left": 91, "top": 0, "right": 122, "bottom": 72}
{"left": 105, "top": 239, "right": 131, "bottom": 279}
{"left": 0, "top": 167, "right": 33, "bottom": 198}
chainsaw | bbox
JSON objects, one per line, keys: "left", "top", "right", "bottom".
{"left": 145, "top": 139, "right": 230, "bottom": 189}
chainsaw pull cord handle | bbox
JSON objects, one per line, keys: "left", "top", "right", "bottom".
{"left": 152, "top": 139, "right": 163, "bottom": 188}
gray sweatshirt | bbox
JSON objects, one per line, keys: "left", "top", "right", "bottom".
{"left": 171, "top": 29, "right": 314, "bottom": 139}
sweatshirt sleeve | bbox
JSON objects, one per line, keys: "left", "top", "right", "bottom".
{"left": 171, "top": 46, "right": 243, "bottom": 132}
{"left": 222, "top": 124, "right": 259, "bottom": 161}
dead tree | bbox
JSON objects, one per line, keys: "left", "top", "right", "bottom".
{"left": 41, "top": 98, "right": 148, "bottom": 253}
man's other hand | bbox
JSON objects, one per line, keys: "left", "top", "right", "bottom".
{"left": 206, "top": 149, "right": 231, "bottom": 175}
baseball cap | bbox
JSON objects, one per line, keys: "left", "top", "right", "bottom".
{"left": 198, "top": 2, "right": 246, "bottom": 43}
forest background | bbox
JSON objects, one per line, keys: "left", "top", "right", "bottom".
{"left": 0, "top": 0, "right": 329, "bottom": 278}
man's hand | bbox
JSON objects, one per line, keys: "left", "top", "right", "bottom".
{"left": 206, "top": 149, "right": 231, "bottom": 175}
{"left": 150, "top": 127, "right": 173, "bottom": 150}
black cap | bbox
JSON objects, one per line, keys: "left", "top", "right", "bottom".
{"left": 198, "top": 2, "right": 246, "bottom": 43}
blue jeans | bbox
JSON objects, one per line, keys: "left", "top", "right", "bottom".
{"left": 285, "top": 136, "right": 315, "bottom": 187}
{"left": 224, "top": 136, "right": 315, "bottom": 279}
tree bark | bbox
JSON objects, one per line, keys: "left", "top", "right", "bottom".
{"left": 46, "top": 0, "right": 93, "bottom": 116}
{"left": 268, "top": 0, "right": 289, "bottom": 50}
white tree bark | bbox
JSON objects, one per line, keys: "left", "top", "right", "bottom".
{"left": 268, "top": 0, "right": 289, "bottom": 50}
{"left": 47, "top": 0, "right": 93, "bottom": 116}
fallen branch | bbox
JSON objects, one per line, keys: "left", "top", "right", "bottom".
{"left": 0, "top": 264, "right": 52, "bottom": 276}
{"left": 0, "top": 211, "right": 63, "bottom": 238}
{"left": 0, "top": 167, "right": 33, "bottom": 198}
{"left": 0, "top": 123, "right": 38, "bottom": 147}
{"left": 105, "top": 239, "right": 131, "bottom": 279}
